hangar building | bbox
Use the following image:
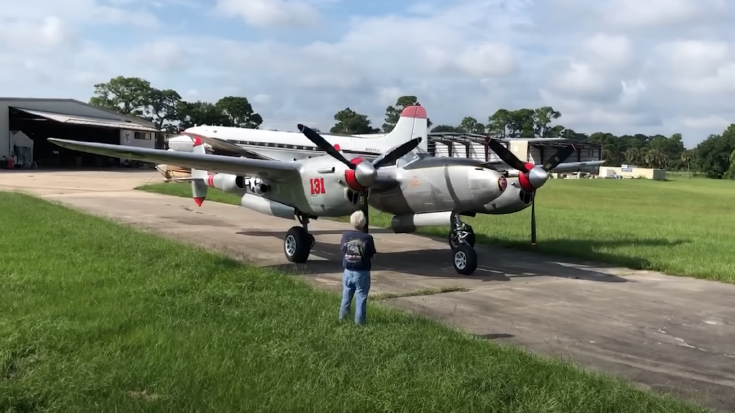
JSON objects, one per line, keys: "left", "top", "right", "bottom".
{"left": 427, "top": 132, "right": 602, "bottom": 174}
{"left": 0, "top": 98, "right": 160, "bottom": 168}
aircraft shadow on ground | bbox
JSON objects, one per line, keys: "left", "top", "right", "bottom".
{"left": 471, "top": 234, "right": 691, "bottom": 274}
{"left": 235, "top": 229, "right": 652, "bottom": 283}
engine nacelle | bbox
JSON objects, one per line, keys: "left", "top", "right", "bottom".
{"left": 390, "top": 211, "right": 453, "bottom": 233}
{"left": 244, "top": 177, "right": 270, "bottom": 195}
{"left": 476, "top": 178, "right": 533, "bottom": 215}
{"left": 216, "top": 174, "right": 246, "bottom": 194}
{"left": 240, "top": 194, "right": 295, "bottom": 220}
{"left": 213, "top": 174, "right": 270, "bottom": 196}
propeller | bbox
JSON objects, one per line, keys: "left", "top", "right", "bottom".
{"left": 487, "top": 139, "right": 577, "bottom": 248}
{"left": 297, "top": 124, "right": 422, "bottom": 233}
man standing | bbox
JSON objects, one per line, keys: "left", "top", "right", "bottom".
{"left": 339, "top": 210, "right": 376, "bottom": 324}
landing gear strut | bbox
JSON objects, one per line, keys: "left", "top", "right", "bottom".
{"left": 284, "top": 213, "right": 315, "bottom": 263}
{"left": 448, "top": 212, "right": 477, "bottom": 275}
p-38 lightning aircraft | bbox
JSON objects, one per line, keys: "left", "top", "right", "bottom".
{"left": 48, "top": 106, "right": 508, "bottom": 275}
{"left": 434, "top": 139, "right": 604, "bottom": 255}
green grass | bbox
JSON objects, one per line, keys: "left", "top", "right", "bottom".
{"left": 138, "top": 178, "right": 735, "bottom": 283}
{"left": 0, "top": 192, "right": 710, "bottom": 412}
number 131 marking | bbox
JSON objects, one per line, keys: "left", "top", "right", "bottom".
{"left": 310, "top": 178, "right": 326, "bottom": 195}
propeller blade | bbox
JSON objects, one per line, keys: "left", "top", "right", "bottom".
{"left": 298, "top": 124, "right": 355, "bottom": 169}
{"left": 542, "top": 144, "right": 577, "bottom": 171}
{"left": 530, "top": 191, "right": 536, "bottom": 249}
{"left": 487, "top": 139, "right": 529, "bottom": 173}
{"left": 372, "top": 137, "right": 422, "bottom": 169}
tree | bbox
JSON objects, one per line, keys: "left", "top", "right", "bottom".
{"left": 533, "top": 106, "right": 561, "bottom": 137}
{"left": 507, "top": 109, "right": 535, "bottom": 138}
{"left": 726, "top": 149, "right": 735, "bottom": 179}
{"left": 487, "top": 109, "right": 510, "bottom": 137}
{"left": 145, "top": 88, "right": 182, "bottom": 133}
{"left": 457, "top": 117, "right": 486, "bottom": 134}
{"left": 680, "top": 150, "right": 695, "bottom": 172}
{"left": 644, "top": 149, "right": 667, "bottom": 169}
{"left": 331, "top": 108, "right": 381, "bottom": 134}
{"left": 177, "top": 101, "right": 232, "bottom": 129}
{"left": 215, "top": 96, "right": 263, "bottom": 129}
{"left": 694, "top": 125, "right": 735, "bottom": 178}
{"left": 89, "top": 76, "right": 153, "bottom": 115}
{"left": 431, "top": 125, "right": 461, "bottom": 133}
{"left": 624, "top": 148, "right": 642, "bottom": 165}
{"left": 382, "top": 96, "right": 432, "bottom": 132}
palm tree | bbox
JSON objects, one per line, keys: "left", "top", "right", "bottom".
{"left": 624, "top": 148, "right": 641, "bottom": 165}
{"left": 645, "top": 149, "right": 667, "bottom": 169}
{"left": 680, "top": 150, "right": 695, "bottom": 173}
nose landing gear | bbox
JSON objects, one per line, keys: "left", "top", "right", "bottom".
{"left": 448, "top": 212, "right": 477, "bottom": 275}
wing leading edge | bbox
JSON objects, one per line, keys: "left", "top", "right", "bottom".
{"left": 47, "top": 138, "right": 300, "bottom": 181}
{"left": 482, "top": 159, "right": 604, "bottom": 173}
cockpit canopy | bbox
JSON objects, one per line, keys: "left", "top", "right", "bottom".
{"left": 397, "top": 146, "right": 432, "bottom": 168}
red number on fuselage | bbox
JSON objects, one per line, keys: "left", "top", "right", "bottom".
{"left": 309, "top": 177, "right": 326, "bottom": 195}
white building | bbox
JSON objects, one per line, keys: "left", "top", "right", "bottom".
{"left": 0, "top": 98, "right": 159, "bottom": 168}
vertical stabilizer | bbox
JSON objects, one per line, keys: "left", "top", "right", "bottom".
{"left": 191, "top": 137, "right": 208, "bottom": 206}
{"left": 379, "top": 105, "right": 429, "bottom": 152}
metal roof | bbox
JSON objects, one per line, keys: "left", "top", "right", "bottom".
{"left": 0, "top": 97, "right": 156, "bottom": 128}
{"left": 13, "top": 108, "right": 159, "bottom": 133}
{"left": 428, "top": 132, "right": 599, "bottom": 148}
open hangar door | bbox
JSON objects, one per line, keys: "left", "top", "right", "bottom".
{"left": 8, "top": 107, "right": 159, "bottom": 168}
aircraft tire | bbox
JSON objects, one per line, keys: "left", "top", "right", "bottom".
{"left": 452, "top": 244, "right": 477, "bottom": 275}
{"left": 284, "top": 226, "right": 311, "bottom": 263}
{"left": 449, "top": 226, "right": 475, "bottom": 251}
{"left": 308, "top": 234, "right": 316, "bottom": 249}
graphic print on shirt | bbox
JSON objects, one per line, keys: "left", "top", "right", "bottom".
{"left": 344, "top": 238, "right": 367, "bottom": 264}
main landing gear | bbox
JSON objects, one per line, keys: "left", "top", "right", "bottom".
{"left": 284, "top": 213, "right": 316, "bottom": 263}
{"left": 448, "top": 212, "right": 477, "bottom": 275}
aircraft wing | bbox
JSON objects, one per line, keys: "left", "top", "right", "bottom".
{"left": 48, "top": 138, "right": 300, "bottom": 181}
{"left": 549, "top": 160, "right": 605, "bottom": 172}
{"left": 188, "top": 134, "right": 274, "bottom": 160}
{"left": 480, "top": 159, "right": 604, "bottom": 173}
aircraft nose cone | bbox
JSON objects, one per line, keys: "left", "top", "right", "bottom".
{"left": 528, "top": 167, "right": 549, "bottom": 189}
{"left": 354, "top": 162, "right": 377, "bottom": 187}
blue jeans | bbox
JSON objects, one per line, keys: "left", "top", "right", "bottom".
{"left": 339, "top": 269, "right": 371, "bottom": 324}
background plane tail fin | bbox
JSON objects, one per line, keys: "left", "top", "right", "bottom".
{"left": 190, "top": 137, "right": 208, "bottom": 206}
{"left": 379, "top": 105, "right": 429, "bottom": 152}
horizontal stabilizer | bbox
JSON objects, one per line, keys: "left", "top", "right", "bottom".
{"left": 170, "top": 177, "right": 205, "bottom": 183}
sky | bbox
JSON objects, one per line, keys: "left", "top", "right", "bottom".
{"left": 0, "top": 0, "right": 733, "bottom": 148}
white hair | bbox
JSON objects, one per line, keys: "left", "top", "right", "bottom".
{"left": 349, "top": 210, "right": 367, "bottom": 230}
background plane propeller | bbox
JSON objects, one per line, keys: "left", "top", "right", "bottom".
{"left": 298, "top": 124, "right": 422, "bottom": 233}
{"left": 487, "top": 139, "right": 577, "bottom": 248}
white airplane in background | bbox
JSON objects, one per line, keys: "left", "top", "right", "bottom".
{"left": 155, "top": 106, "right": 426, "bottom": 179}
{"left": 165, "top": 107, "right": 426, "bottom": 161}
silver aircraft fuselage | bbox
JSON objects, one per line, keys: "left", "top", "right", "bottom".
{"left": 367, "top": 156, "right": 506, "bottom": 216}
{"left": 207, "top": 152, "right": 507, "bottom": 219}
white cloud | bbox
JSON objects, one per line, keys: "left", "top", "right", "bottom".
{"left": 656, "top": 40, "right": 730, "bottom": 76}
{"left": 215, "top": 0, "right": 320, "bottom": 28}
{"left": 602, "top": 0, "right": 728, "bottom": 29}
{"left": 1, "top": 0, "right": 734, "bottom": 147}
{"left": 580, "top": 34, "right": 632, "bottom": 70}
